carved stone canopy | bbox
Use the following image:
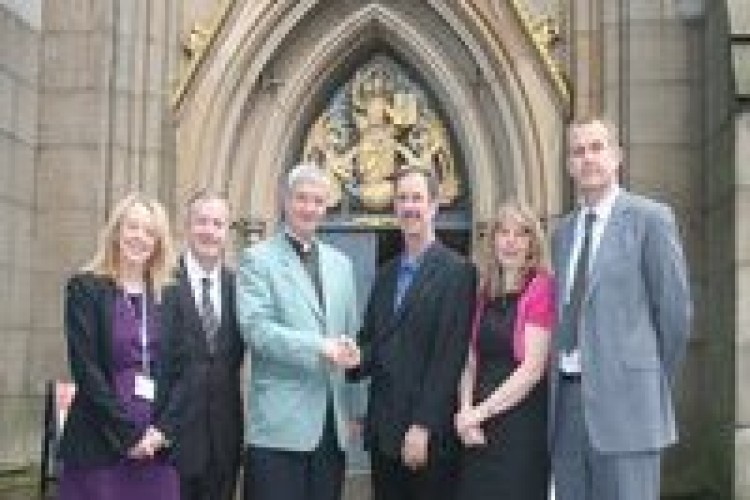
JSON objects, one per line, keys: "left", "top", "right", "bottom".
{"left": 302, "top": 54, "right": 462, "bottom": 212}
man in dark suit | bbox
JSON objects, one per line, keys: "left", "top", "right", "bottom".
{"left": 159, "top": 190, "right": 245, "bottom": 500}
{"left": 549, "top": 118, "right": 692, "bottom": 500}
{"left": 348, "top": 167, "right": 475, "bottom": 500}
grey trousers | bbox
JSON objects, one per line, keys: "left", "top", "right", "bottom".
{"left": 551, "top": 377, "right": 661, "bottom": 500}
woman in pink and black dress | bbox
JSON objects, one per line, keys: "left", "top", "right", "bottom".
{"left": 57, "top": 193, "right": 180, "bottom": 500}
{"left": 455, "top": 201, "right": 556, "bottom": 500}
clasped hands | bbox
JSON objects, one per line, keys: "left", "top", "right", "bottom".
{"left": 322, "top": 336, "right": 361, "bottom": 369}
{"left": 127, "top": 426, "right": 168, "bottom": 460}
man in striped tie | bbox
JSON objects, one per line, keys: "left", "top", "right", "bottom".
{"left": 159, "top": 189, "right": 245, "bottom": 500}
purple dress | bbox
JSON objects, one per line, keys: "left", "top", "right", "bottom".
{"left": 57, "top": 293, "right": 179, "bottom": 500}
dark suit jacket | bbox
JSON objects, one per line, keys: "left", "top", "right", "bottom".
{"left": 58, "top": 272, "right": 176, "bottom": 467}
{"left": 348, "top": 242, "right": 475, "bottom": 460}
{"left": 158, "top": 261, "right": 244, "bottom": 478}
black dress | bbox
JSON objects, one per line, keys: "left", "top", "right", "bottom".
{"left": 457, "top": 294, "right": 550, "bottom": 500}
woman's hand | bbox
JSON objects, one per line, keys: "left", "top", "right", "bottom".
{"left": 458, "top": 425, "right": 486, "bottom": 447}
{"left": 127, "top": 426, "right": 168, "bottom": 459}
{"left": 455, "top": 405, "right": 485, "bottom": 433}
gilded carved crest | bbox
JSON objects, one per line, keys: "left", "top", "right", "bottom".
{"left": 302, "top": 55, "right": 462, "bottom": 210}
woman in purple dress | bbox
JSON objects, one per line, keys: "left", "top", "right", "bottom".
{"left": 57, "top": 192, "right": 180, "bottom": 500}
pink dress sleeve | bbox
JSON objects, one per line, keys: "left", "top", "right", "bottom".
{"left": 513, "top": 271, "right": 556, "bottom": 361}
{"left": 524, "top": 272, "right": 556, "bottom": 331}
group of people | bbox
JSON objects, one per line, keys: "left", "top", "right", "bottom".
{"left": 55, "top": 116, "right": 692, "bottom": 500}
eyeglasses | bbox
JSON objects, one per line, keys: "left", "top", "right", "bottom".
{"left": 571, "top": 140, "right": 608, "bottom": 158}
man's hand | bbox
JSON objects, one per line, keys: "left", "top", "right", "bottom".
{"left": 401, "top": 424, "right": 429, "bottom": 470}
{"left": 322, "top": 337, "right": 361, "bottom": 369}
{"left": 348, "top": 419, "right": 364, "bottom": 440}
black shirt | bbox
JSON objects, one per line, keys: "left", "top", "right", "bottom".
{"left": 286, "top": 232, "right": 325, "bottom": 312}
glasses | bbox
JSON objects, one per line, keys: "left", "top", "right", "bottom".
{"left": 571, "top": 140, "right": 608, "bottom": 158}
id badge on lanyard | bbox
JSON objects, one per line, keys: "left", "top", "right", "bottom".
{"left": 133, "top": 297, "right": 156, "bottom": 402}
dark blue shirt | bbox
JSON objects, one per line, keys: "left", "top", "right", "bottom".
{"left": 394, "top": 243, "right": 433, "bottom": 310}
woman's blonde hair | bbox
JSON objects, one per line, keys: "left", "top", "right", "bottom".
{"left": 476, "top": 200, "right": 551, "bottom": 298}
{"left": 82, "top": 192, "right": 176, "bottom": 300}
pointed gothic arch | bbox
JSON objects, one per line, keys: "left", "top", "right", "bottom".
{"left": 174, "top": 0, "right": 568, "bottom": 232}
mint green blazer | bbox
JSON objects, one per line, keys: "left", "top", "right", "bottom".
{"left": 236, "top": 232, "right": 360, "bottom": 452}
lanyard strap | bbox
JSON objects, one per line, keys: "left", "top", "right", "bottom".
{"left": 138, "top": 297, "right": 150, "bottom": 375}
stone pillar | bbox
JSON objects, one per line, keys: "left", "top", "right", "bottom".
{"left": 700, "top": 2, "right": 737, "bottom": 498}
{"left": 730, "top": 0, "right": 750, "bottom": 494}
{"left": 728, "top": 0, "right": 750, "bottom": 494}
{"left": 0, "top": 1, "right": 40, "bottom": 470}
{"left": 735, "top": 110, "right": 750, "bottom": 499}
{"left": 569, "top": 0, "right": 605, "bottom": 118}
{"left": 19, "top": 0, "right": 179, "bottom": 469}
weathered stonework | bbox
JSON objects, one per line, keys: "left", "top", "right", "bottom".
{"left": 0, "top": 1, "right": 747, "bottom": 498}
{"left": 0, "top": 2, "right": 38, "bottom": 471}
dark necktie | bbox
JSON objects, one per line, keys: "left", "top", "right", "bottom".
{"left": 201, "top": 277, "right": 219, "bottom": 353}
{"left": 562, "top": 211, "right": 597, "bottom": 351}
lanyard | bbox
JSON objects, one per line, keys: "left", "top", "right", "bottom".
{"left": 139, "top": 298, "right": 149, "bottom": 375}
{"left": 126, "top": 292, "right": 150, "bottom": 376}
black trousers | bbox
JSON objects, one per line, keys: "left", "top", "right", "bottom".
{"left": 370, "top": 448, "right": 458, "bottom": 500}
{"left": 243, "top": 406, "right": 344, "bottom": 500}
{"left": 179, "top": 434, "right": 240, "bottom": 500}
{"left": 180, "top": 463, "right": 239, "bottom": 500}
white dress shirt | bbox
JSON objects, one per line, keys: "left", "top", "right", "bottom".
{"left": 184, "top": 250, "right": 222, "bottom": 323}
{"left": 563, "top": 184, "right": 621, "bottom": 304}
{"left": 559, "top": 185, "right": 620, "bottom": 374}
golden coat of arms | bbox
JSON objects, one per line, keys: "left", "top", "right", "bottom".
{"left": 302, "top": 55, "right": 461, "bottom": 210}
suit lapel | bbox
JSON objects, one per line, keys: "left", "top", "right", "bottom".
{"left": 373, "top": 259, "right": 398, "bottom": 325}
{"left": 177, "top": 261, "right": 211, "bottom": 354}
{"left": 219, "top": 267, "right": 233, "bottom": 328}
{"left": 557, "top": 215, "right": 577, "bottom": 297}
{"left": 101, "top": 280, "right": 116, "bottom": 381}
{"left": 586, "top": 192, "right": 629, "bottom": 300}
{"left": 318, "top": 245, "right": 336, "bottom": 333}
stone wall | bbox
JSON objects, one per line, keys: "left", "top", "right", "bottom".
{"left": 0, "top": 2, "right": 39, "bottom": 471}
{"left": 0, "top": 0, "right": 180, "bottom": 469}
{"left": 700, "top": 2, "right": 736, "bottom": 498}
{"left": 0, "top": 2, "right": 746, "bottom": 498}
{"left": 731, "top": 0, "right": 750, "bottom": 493}
{"left": 736, "top": 109, "right": 750, "bottom": 499}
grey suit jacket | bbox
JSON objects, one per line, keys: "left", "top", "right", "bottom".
{"left": 549, "top": 190, "right": 692, "bottom": 453}
{"left": 236, "top": 232, "right": 360, "bottom": 452}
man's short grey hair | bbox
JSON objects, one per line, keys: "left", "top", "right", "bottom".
{"left": 284, "top": 162, "right": 331, "bottom": 198}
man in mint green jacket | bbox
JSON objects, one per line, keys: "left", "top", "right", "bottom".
{"left": 236, "top": 163, "right": 361, "bottom": 500}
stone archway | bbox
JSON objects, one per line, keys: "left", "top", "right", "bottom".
{"left": 174, "top": 0, "right": 568, "bottom": 236}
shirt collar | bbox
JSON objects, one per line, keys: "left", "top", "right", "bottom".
{"left": 400, "top": 240, "right": 435, "bottom": 270}
{"left": 284, "top": 228, "right": 317, "bottom": 259}
{"left": 579, "top": 184, "right": 620, "bottom": 222}
{"left": 185, "top": 249, "right": 221, "bottom": 285}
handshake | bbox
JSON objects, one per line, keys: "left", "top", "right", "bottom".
{"left": 322, "top": 336, "right": 361, "bottom": 369}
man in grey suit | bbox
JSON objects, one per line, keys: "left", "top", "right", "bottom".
{"left": 550, "top": 117, "right": 693, "bottom": 500}
{"left": 236, "top": 163, "right": 361, "bottom": 500}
